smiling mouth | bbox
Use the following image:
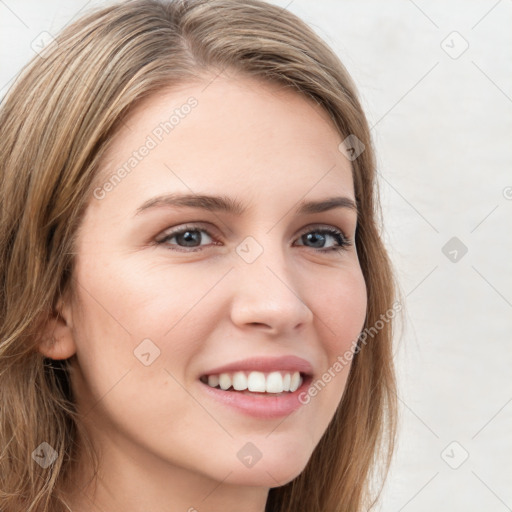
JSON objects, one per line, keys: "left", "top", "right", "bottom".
{"left": 199, "top": 370, "right": 304, "bottom": 395}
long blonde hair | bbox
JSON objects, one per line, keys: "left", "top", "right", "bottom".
{"left": 0, "top": 1, "right": 398, "bottom": 510}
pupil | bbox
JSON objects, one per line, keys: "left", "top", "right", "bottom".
{"left": 305, "top": 232, "right": 325, "bottom": 248}
{"left": 177, "top": 230, "right": 201, "bottom": 246}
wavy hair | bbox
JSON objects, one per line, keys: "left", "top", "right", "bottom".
{"left": 0, "top": 1, "right": 398, "bottom": 510}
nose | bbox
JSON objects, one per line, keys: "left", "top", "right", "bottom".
{"left": 229, "top": 247, "right": 314, "bottom": 336}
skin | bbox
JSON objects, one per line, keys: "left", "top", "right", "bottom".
{"left": 40, "top": 72, "right": 367, "bottom": 512}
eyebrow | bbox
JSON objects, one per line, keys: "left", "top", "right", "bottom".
{"left": 134, "top": 193, "right": 357, "bottom": 217}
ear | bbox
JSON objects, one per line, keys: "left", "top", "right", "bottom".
{"left": 37, "top": 297, "right": 77, "bottom": 360}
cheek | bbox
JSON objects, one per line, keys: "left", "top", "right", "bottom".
{"left": 311, "top": 265, "right": 367, "bottom": 358}
{"left": 68, "top": 254, "right": 232, "bottom": 407}
{"left": 298, "top": 265, "right": 367, "bottom": 414}
{"left": 73, "top": 253, "right": 222, "bottom": 345}
{"left": 68, "top": 257, "right": 222, "bottom": 443}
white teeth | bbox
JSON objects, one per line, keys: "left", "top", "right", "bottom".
{"left": 218, "top": 373, "right": 231, "bottom": 390}
{"left": 266, "top": 372, "right": 283, "bottom": 393}
{"left": 204, "top": 370, "right": 304, "bottom": 394}
{"left": 282, "top": 373, "right": 291, "bottom": 392}
{"left": 247, "top": 371, "right": 266, "bottom": 392}
{"left": 207, "top": 375, "right": 219, "bottom": 388}
{"left": 232, "top": 371, "right": 248, "bottom": 391}
{"left": 290, "top": 371, "right": 301, "bottom": 392}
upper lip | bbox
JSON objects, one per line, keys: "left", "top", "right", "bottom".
{"left": 201, "top": 355, "right": 314, "bottom": 377}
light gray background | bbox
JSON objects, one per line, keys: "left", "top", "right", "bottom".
{"left": 1, "top": 1, "right": 511, "bottom": 510}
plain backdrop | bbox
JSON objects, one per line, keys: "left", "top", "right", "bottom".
{"left": 1, "top": 1, "right": 511, "bottom": 511}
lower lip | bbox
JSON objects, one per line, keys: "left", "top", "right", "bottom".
{"left": 198, "top": 377, "right": 311, "bottom": 419}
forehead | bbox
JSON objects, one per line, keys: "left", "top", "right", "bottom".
{"left": 92, "top": 74, "right": 354, "bottom": 211}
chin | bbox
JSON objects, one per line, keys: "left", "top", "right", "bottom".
{"left": 222, "top": 463, "right": 308, "bottom": 488}
{"left": 210, "top": 438, "right": 313, "bottom": 487}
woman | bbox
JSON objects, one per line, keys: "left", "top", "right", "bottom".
{"left": 0, "top": 1, "right": 398, "bottom": 510}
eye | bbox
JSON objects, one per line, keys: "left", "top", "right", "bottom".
{"left": 294, "top": 226, "right": 352, "bottom": 252}
{"left": 157, "top": 225, "right": 217, "bottom": 252}
{"left": 156, "top": 224, "right": 352, "bottom": 253}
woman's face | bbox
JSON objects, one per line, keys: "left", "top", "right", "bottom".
{"left": 65, "top": 74, "right": 367, "bottom": 489}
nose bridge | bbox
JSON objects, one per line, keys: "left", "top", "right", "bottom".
{"left": 230, "top": 233, "right": 313, "bottom": 333}
{"left": 235, "top": 232, "right": 291, "bottom": 289}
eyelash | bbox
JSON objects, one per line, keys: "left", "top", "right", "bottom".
{"left": 156, "top": 224, "right": 352, "bottom": 254}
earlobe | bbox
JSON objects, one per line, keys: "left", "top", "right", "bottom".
{"left": 37, "top": 299, "right": 77, "bottom": 360}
